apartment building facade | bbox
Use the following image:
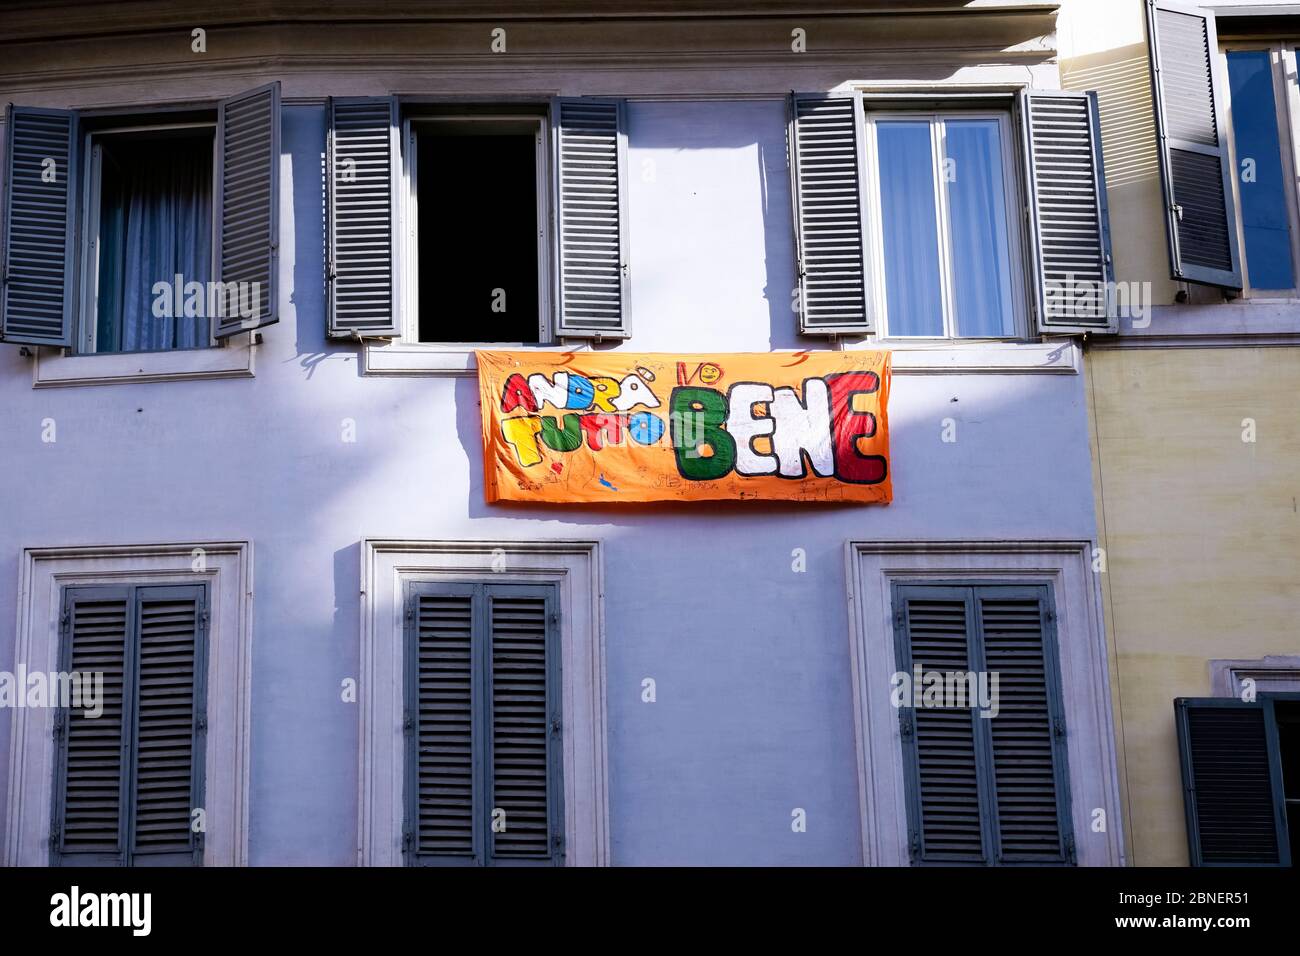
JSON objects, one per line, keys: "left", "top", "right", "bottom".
{"left": 0, "top": 1, "right": 1126, "bottom": 867}
{"left": 1060, "top": 0, "right": 1299, "bottom": 867}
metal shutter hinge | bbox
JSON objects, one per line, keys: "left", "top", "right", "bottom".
{"left": 48, "top": 823, "right": 61, "bottom": 849}
{"left": 550, "top": 715, "right": 561, "bottom": 737}
{"left": 1064, "top": 832, "right": 1076, "bottom": 863}
{"left": 402, "top": 828, "right": 412, "bottom": 852}
{"left": 1054, "top": 716, "right": 1066, "bottom": 738}
{"left": 908, "top": 829, "right": 920, "bottom": 861}
{"left": 195, "top": 715, "right": 208, "bottom": 732}
{"left": 403, "top": 711, "right": 414, "bottom": 736}
{"left": 900, "top": 714, "right": 914, "bottom": 739}
{"left": 1172, "top": 203, "right": 1184, "bottom": 222}
{"left": 52, "top": 712, "right": 65, "bottom": 740}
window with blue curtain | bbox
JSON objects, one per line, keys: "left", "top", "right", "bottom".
{"left": 1226, "top": 50, "right": 1296, "bottom": 292}
{"left": 872, "top": 114, "right": 1018, "bottom": 338}
{"left": 90, "top": 128, "right": 214, "bottom": 353}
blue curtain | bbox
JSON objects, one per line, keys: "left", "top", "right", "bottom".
{"left": 877, "top": 121, "right": 945, "bottom": 336}
{"left": 945, "top": 119, "right": 1014, "bottom": 337}
{"left": 95, "top": 135, "right": 212, "bottom": 353}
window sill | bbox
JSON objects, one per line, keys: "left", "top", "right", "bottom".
{"left": 362, "top": 340, "right": 587, "bottom": 377}
{"left": 856, "top": 339, "right": 1078, "bottom": 374}
{"left": 363, "top": 339, "right": 1077, "bottom": 375}
{"left": 32, "top": 335, "right": 254, "bottom": 387}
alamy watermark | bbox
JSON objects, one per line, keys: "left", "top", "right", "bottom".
{"left": 0, "top": 665, "right": 103, "bottom": 718}
{"left": 1044, "top": 273, "right": 1153, "bottom": 329}
{"left": 151, "top": 274, "right": 261, "bottom": 324}
{"left": 891, "top": 664, "right": 1000, "bottom": 718}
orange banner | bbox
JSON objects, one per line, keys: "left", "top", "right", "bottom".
{"left": 477, "top": 350, "right": 891, "bottom": 504}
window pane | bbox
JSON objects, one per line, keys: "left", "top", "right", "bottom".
{"left": 417, "top": 131, "right": 539, "bottom": 343}
{"left": 94, "top": 132, "right": 213, "bottom": 353}
{"left": 876, "top": 121, "right": 944, "bottom": 336}
{"left": 1227, "top": 50, "right": 1295, "bottom": 290}
{"left": 945, "top": 119, "right": 1015, "bottom": 337}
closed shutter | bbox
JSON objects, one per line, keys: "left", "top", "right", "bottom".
{"left": 406, "top": 582, "right": 561, "bottom": 866}
{"left": 53, "top": 584, "right": 206, "bottom": 866}
{"left": 552, "top": 98, "right": 630, "bottom": 339}
{"left": 409, "top": 586, "right": 478, "bottom": 862}
{"left": 1021, "top": 91, "right": 1117, "bottom": 333}
{"left": 1146, "top": 0, "right": 1242, "bottom": 287}
{"left": 327, "top": 97, "right": 399, "bottom": 338}
{"left": 215, "top": 82, "right": 281, "bottom": 338}
{"left": 1175, "top": 698, "right": 1290, "bottom": 866}
{"left": 788, "top": 93, "right": 871, "bottom": 335}
{"left": 894, "top": 584, "right": 1073, "bottom": 865}
{"left": 54, "top": 589, "right": 130, "bottom": 862}
{"left": 896, "top": 589, "right": 987, "bottom": 863}
{"left": 1, "top": 105, "right": 77, "bottom": 346}
{"left": 130, "top": 587, "right": 207, "bottom": 863}
{"left": 487, "top": 588, "right": 559, "bottom": 862}
{"left": 977, "top": 592, "right": 1071, "bottom": 862}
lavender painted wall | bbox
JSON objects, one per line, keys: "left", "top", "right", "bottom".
{"left": 0, "top": 100, "right": 1100, "bottom": 865}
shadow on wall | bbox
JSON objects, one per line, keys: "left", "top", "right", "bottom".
{"left": 1061, "top": 42, "right": 1177, "bottom": 300}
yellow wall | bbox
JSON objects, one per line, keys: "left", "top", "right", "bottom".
{"left": 1057, "top": 0, "right": 1179, "bottom": 304}
{"left": 1087, "top": 346, "right": 1300, "bottom": 865}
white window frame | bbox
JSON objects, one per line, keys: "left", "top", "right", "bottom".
{"left": 862, "top": 110, "right": 1029, "bottom": 342}
{"left": 844, "top": 539, "right": 1125, "bottom": 867}
{"left": 1210, "top": 656, "right": 1300, "bottom": 698}
{"left": 3, "top": 541, "right": 253, "bottom": 866}
{"left": 1221, "top": 42, "right": 1300, "bottom": 300}
{"left": 365, "top": 112, "right": 555, "bottom": 376}
{"left": 358, "top": 539, "right": 609, "bottom": 865}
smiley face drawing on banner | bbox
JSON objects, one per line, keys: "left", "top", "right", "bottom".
{"left": 476, "top": 350, "right": 891, "bottom": 504}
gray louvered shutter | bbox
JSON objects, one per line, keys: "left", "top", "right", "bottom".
{"left": 1022, "top": 91, "right": 1117, "bottom": 333}
{"left": 215, "top": 82, "right": 280, "bottom": 338}
{"left": 788, "top": 93, "right": 871, "bottom": 335}
{"left": 53, "top": 588, "right": 130, "bottom": 863}
{"left": 977, "top": 589, "right": 1072, "bottom": 863}
{"left": 1146, "top": 0, "right": 1242, "bottom": 287}
{"left": 130, "top": 586, "right": 206, "bottom": 864}
{"left": 1175, "top": 698, "right": 1290, "bottom": 866}
{"left": 487, "top": 586, "right": 561, "bottom": 864}
{"left": 1, "top": 106, "right": 77, "bottom": 346}
{"left": 328, "top": 97, "right": 399, "bottom": 338}
{"left": 552, "top": 98, "right": 630, "bottom": 339}
{"left": 895, "top": 588, "right": 987, "bottom": 863}
{"left": 408, "top": 585, "right": 479, "bottom": 864}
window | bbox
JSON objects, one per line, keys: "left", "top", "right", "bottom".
{"left": 406, "top": 114, "right": 547, "bottom": 345}
{"left": 0, "top": 84, "right": 280, "bottom": 367}
{"left": 52, "top": 583, "right": 207, "bottom": 866}
{"left": 79, "top": 123, "right": 216, "bottom": 354}
{"left": 404, "top": 581, "right": 561, "bottom": 866}
{"left": 865, "top": 113, "right": 1022, "bottom": 338}
{"left": 788, "top": 91, "right": 1114, "bottom": 339}
{"left": 1175, "top": 695, "right": 1297, "bottom": 866}
{"left": 1223, "top": 46, "right": 1300, "bottom": 295}
{"left": 329, "top": 98, "right": 631, "bottom": 371}
{"left": 892, "top": 583, "right": 1073, "bottom": 865}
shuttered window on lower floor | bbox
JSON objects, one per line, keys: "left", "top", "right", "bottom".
{"left": 52, "top": 583, "right": 208, "bottom": 866}
{"left": 404, "top": 581, "right": 563, "bottom": 866}
{"left": 892, "top": 583, "right": 1074, "bottom": 865}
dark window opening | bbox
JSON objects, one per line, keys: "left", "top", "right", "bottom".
{"left": 1276, "top": 700, "right": 1300, "bottom": 865}
{"left": 416, "top": 129, "right": 540, "bottom": 343}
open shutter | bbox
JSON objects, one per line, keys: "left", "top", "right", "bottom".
{"left": 130, "top": 586, "right": 206, "bottom": 865}
{"left": 487, "top": 585, "right": 561, "bottom": 864}
{"left": 895, "top": 587, "right": 988, "bottom": 864}
{"left": 407, "top": 584, "right": 479, "bottom": 864}
{"left": 977, "top": 589, "right": 1072, "bottom": 863}
{"left": 54, "top": 588, "right": 131, "bottom": 864}
{"left": 552, "top": 98, "right": 630, "bottom": 339}
{"left": 215, "top": 82, "right": 280, "bottom": 338}
{"left": 1022, "top": 91, "right": 1117, "bottom": 333}
{"left": 788, "top": 93, "right": 871, "bottom": 335}
{"left": 328, "top": 97, "right": 399, "bottom": 338}
{"left": 1175, "top": 698, "right": 1290, "bottom": 866}
{"left": 1146, "top": 0, "right": 1242, "bottom": 287}
{"left": 1, "top": 105, "right": 77, "bottom": 346}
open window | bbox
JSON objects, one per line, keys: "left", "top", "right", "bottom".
{"left": 788, "top": 88, "right": 1115, "bottom": 339}
{"left": 0, "top": 84, "right": 280, "bottom": 353}
{"left": 328, "top": 97, "right": 630, "bottom": 365}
